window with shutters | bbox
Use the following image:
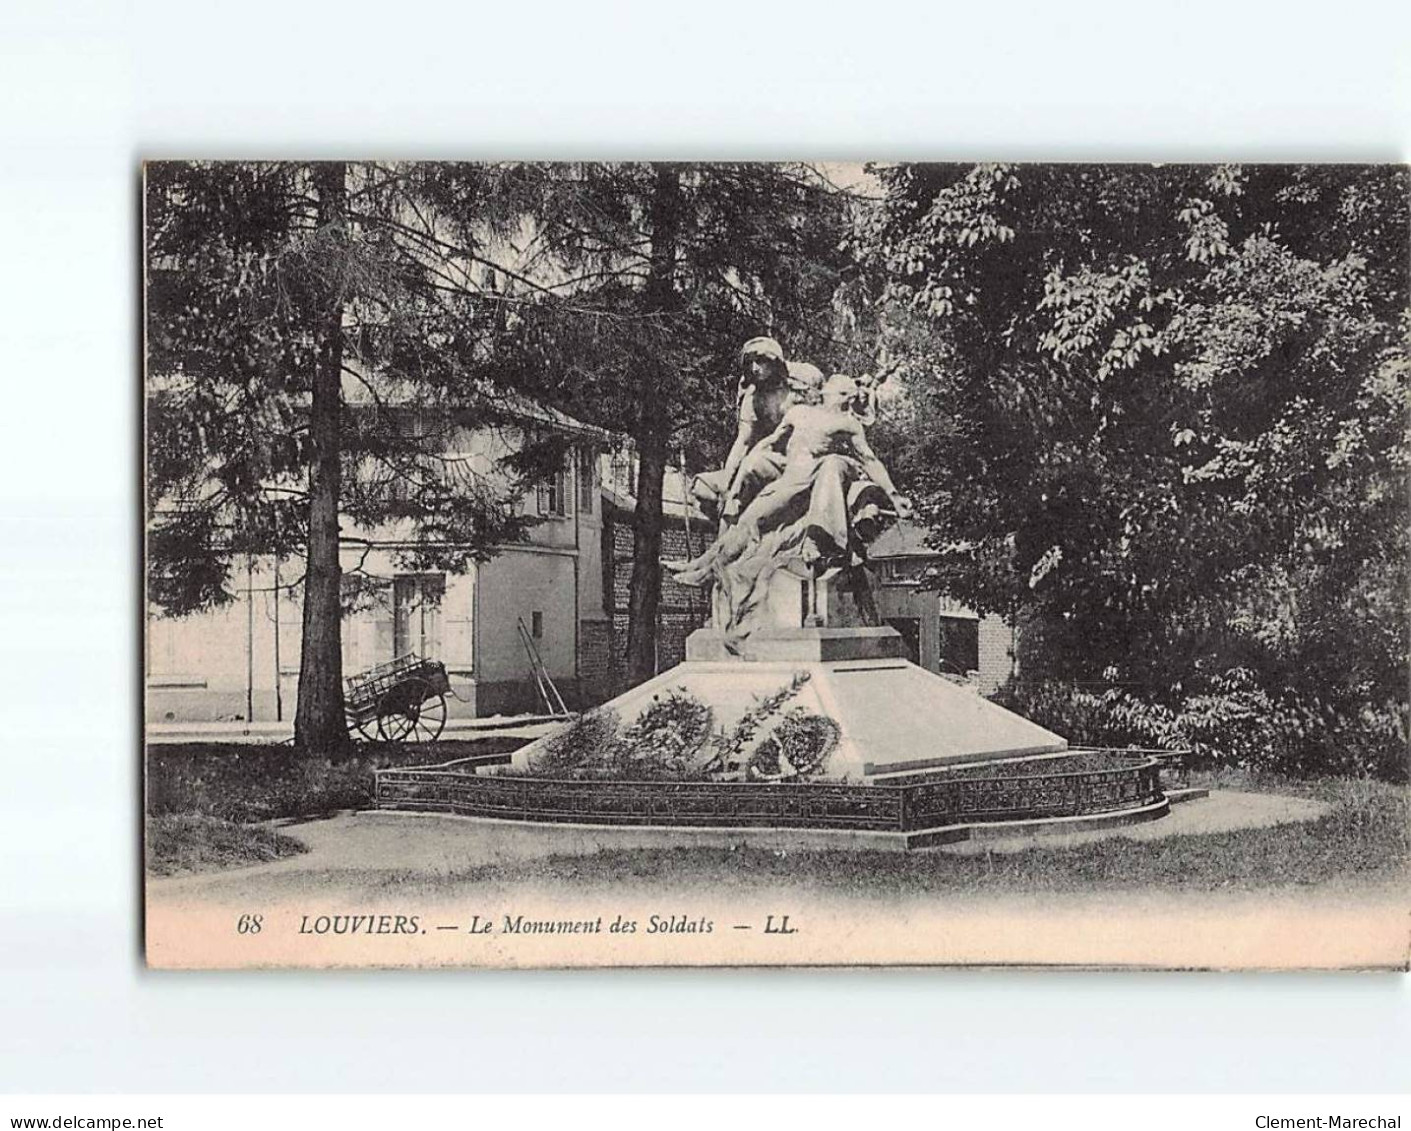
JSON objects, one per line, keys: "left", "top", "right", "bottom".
{"left": 577, "top": 447, "right": 596, "bottom": 513}
{"left": 393, "top": 574, "right": 445, "bottom": 660}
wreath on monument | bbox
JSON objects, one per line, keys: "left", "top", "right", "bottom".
{"left": 744, "top": 709, "right": 841, "bottom": 782}
{"left": 616, "top": 688, "right": 716, "bottom": 776}
{"left": 527, "top": 707, "right": 622, "bottom": 776}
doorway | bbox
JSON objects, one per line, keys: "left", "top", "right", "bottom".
{"left": 885, "top": 616, "right": 922, "bottom": 666}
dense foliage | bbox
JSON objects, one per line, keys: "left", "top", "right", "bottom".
{"left": 146, "top": 163, "right": 538, "bottom": 612}
{"left": 859, "top": 164, "right": 1409, "bottom": 778}
{"left": 148, "top": 161, "right": 1407, "bottom": 779}
{"left": 146, "top": 162, "right": 857, "bottom": 733}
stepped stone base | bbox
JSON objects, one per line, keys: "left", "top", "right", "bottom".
{"left": 513, "top": 627, "right": 1067, "bottom": 781}
{"left": 685, "top": 626, "right": 906, "bottom": 663}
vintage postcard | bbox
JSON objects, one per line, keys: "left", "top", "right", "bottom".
{"left": 143, "top": 161, "right": 1410, "bottom": 969}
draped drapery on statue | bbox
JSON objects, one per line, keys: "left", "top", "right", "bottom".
{"left": 673, "top": 367, "right": 910, "bottom": 645}
{"left": 698, "top": 452, "right": 899, "bottom": 641}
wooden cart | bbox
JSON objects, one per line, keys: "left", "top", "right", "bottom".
{"left": 343, "top": 653, "right": 450, "bottom": 743}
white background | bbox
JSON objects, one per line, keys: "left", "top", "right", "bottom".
{"left": 1, "top": 0, "right": 1408, "bottom": 1094}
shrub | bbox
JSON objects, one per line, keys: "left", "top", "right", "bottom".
{"left": 996, "top": 681, "right": 1176, "bottom": 750}
{"left": 527, "top": 708, "right": 621, "bottom": 777}
{"left": 1173, "top": 668, "right": 1290, "bottom": 771}
{"left": 997, "top": 669, "right": 1409, "bottom": 782}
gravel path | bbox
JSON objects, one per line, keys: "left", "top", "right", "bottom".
{"left": 941, "top": 789, "right": 1330, "bottom": 855}
{"left": 148, "top": 789, "right": 1333, "bottom": 903}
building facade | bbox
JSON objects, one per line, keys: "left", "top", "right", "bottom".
{"left": 146, "top": 431, "right": 1010, "bottom": 725}
{"left": 868, "top": 524, "right": 1017, "bottom": 694}
{"left": 146, "top": 405, "right": 616, "bottom": 724}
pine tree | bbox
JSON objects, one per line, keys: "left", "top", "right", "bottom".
{"left": 146, "top": 161, "right": 536, "bottom": 750}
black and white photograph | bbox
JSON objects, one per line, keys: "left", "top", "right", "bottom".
{"left": 142, "top": 161, "right": 1410, "bottom": 970}
{"left": 6, "top": 0, "right": 1411, "bottom": 1113}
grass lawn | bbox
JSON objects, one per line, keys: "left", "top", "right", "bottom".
{"left": 146, "top": 814, "right": 309, "bottom": 877}
{"left": 145, "top": 740, "right": 1409, "bottom": 894}
{"left": 145, "top": 737, "right": 532, "bottom": 876}
{"left": 146, "top": 736, "right": 529, "bottom": 824}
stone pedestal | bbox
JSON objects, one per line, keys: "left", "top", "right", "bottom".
{"left": 516, "top": 625, "right": 1067, "bottom": 782}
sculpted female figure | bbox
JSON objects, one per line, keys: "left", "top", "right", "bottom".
{"left": 691, "top": 337, "right": 788, "bottom": 521}
{"left": 692, "top": 338, "right": 825, "bottom": 523}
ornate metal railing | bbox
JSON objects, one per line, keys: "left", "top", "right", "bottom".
{"left": 374, "top": 749, "right": 1166, "bottom": 833}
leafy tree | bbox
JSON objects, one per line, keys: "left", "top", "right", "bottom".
{"left": 146, "top": 162, "right": 536, "bottom": 750}
{"left": 858, "top": 163, "right": 1409, "bottom": 777}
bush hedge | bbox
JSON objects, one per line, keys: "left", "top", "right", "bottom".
{"left": 996, "top": 669, "right": 1407, "bottom": 782}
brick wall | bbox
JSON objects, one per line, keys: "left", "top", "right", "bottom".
{"left": 608, "top": 521, "right": 710, "bottom": 615}
{"left": 589, "top": 505, "right": 711, "bottom": 702}
{"left": 576, "top": 617, "right": 617, "bottom": 707}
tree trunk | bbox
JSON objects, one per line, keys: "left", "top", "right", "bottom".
{"left": 626, "top": 423, "right": 668, "bottom": 684}
{"left": 294, "top": 162, "right": 349, "bottom": 752}
{"left": 624, "top": 164, "right": 682, "bottom": 686}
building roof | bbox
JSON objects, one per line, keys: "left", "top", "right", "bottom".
{"left": 868, "top": 521, "right": 941, "bottom": 560}
{"left": 337, "top": 359, "right": 617, "bottom": 445}
{"left": 601, "top": 481, "right": 709, "bottom": 524}
{"left": 493, "top": 390, "right": 617, "bottom": 443}
{"left": 600, "top": 460, "right": 709, "bottom": 523}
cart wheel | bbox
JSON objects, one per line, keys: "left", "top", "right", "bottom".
{"left": 375, "top": 678, "right": 448, "bottom": 744}
{"left": 347, "top": 713, "right": 379, "bottom": 743}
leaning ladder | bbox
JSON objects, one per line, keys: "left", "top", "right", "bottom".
{"left": 516, "top": 616, "right": 569, "bottom": 716}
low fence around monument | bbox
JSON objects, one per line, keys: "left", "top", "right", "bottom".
{"left": 374, "top": 750, "right": 1165, "bottom": 834}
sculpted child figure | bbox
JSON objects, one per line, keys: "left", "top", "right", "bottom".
{"left": 721, "top": 359, "right": 825, "bottom": 519}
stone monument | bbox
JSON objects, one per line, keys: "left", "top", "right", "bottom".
{"left": 515, "top": 339, "right": 1066, "bottom": 781}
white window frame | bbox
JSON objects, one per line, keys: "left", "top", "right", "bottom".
{"left": 536, "top": 464, "right": 570, "bottom": 518}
